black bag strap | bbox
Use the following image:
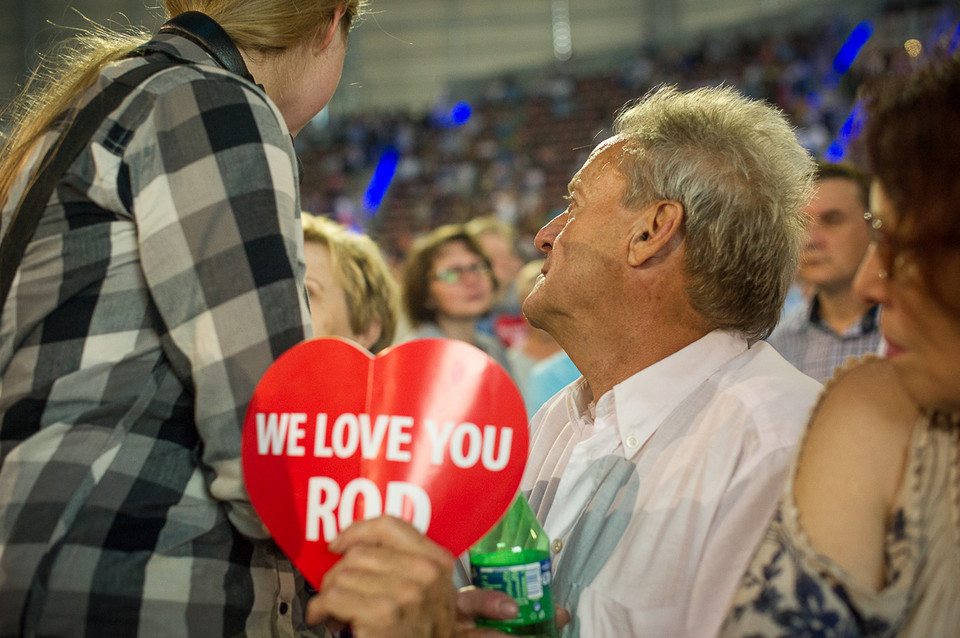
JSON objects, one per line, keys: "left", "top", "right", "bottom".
{"left": 0, "top": 59, "right": 176, "bottom": 312}
{"left": 158, "top": 11, "right": 255, "bottom": 83}
{"left": 0, "top": 12, "right": 250, "bottom": 313}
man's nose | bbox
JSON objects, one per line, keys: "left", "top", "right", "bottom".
{"left": 535, "top": 212, "right": 566, "bottom": 254}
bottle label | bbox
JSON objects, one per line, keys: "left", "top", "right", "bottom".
{"left": 471, "top": 556, "right": 555, "bottom": 626}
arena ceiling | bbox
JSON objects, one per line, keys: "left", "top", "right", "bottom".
{"left": 0, "top": 0, "right": 921, "bottom": 119}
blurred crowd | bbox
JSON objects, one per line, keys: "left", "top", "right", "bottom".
{"left": 293, "top": 2, "right": 958, "bottom": 416}
{"left": 296, "top": 4, "right": 957, "bottom": 263}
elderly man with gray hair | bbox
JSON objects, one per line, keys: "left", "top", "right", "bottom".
{"left": 514, "top": 85, "right": 822, "bottom": 637}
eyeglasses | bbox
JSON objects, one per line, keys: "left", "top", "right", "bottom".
{"left": 864, "top": 210, "right": 911, "bottom": 279}
{"left": 433, "top": 262, "right": 491, "bottom": 284}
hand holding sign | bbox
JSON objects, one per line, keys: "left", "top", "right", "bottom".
{"left": 242, "top": 337, "right": 528, "bottom": 588}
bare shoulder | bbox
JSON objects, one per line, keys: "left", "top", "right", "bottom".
{"left": 800, "top": 356, "right": 920, "bottom": 499}
{"left": 793, "top": 357, "right": 921, "bottom": 590}
{"left": 811, "top": 356, "right": 920, "bottom": 442}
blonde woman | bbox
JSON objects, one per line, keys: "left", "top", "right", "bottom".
{"left": 301, "top": 213, "right": 399, "bottom": 352}
{"left": 0, "top": 2, "right": 481, "bottom": 636}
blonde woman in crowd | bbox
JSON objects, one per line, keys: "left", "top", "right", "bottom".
{"left": 302, "top": 213, "right": 399, "bottom": 352}
{"left": 465, "top": 216, "right": 526, "bottom": 342}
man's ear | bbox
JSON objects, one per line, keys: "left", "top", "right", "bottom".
{"left": 313, "top": 6, "right": 347, "bottom": 54}
{"left": 627, "top": 200, "right": 684, "bottom": 267}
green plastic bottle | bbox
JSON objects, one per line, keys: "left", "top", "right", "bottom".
{"left": 469, "top": 493, "right": 559, "bottom": 637}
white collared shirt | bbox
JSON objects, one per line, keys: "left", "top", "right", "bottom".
{"left": 523, "top": 330, "right": 821, "bottom": 638}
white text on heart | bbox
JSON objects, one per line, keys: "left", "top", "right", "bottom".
{"left": 254, "top": 412, "right": 514, "bottom": 471}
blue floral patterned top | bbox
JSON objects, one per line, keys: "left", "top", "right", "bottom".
{"left": 721, "top": 364, "right": 959, "bottom": 638}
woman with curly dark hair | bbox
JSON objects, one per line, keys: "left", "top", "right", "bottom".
{"left": 722, "top": 54, "right": 960, "bottom": 638}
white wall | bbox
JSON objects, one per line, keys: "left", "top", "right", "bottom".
{"left": 331, "top": 0, "right": 648, "bottom": 115}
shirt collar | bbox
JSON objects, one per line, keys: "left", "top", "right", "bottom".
{"left": 136, "top": 33, "right": 304, "bottom": 183}
{"left": 808, "top": 294, "right": 881, "bottom": 337}
{"left": 562, "top": 330, "right": 750, "bottom": 458}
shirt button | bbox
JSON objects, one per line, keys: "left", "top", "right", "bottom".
{"left": 279, "top": 602, "right": 289, "bottom": 615}
{"left": 626, "top": 436, "right": 639, "bottom": 449}
{"left": 551, "top": 538, "right": 563, "bottom": 553}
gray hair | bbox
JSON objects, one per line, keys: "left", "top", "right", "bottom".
{"left": 612, "top": 85, "right": 815, "bottom": 342}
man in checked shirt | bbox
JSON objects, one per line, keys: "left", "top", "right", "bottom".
{"left": 768, "top": 162, "right": 883, "bottom": 382}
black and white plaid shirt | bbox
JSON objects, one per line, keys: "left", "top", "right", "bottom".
{"left": 0, "top": 32, "right": 325, "bottom": 637}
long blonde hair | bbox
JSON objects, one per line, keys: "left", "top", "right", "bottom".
{"left": 0, "top": 0, "right": 364, "bottom": 215}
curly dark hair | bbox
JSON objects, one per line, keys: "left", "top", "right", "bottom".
{"left": 864, "top": 53, "right": 960, "bottom": 308}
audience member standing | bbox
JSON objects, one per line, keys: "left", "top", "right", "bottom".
{"left": 0, "top": 2, "right": 477, "bottom": 636}
{"left": 467, "top": 216, "right": 527, "bottom": 347}
{"left": 769, "top": 162, "right": 881, "bottom": 380}
{"left": 525, "top": 349, "right": 580, "bottom": 417}
{"left": 302, "top": 213, "right": 399, "bottom": 352}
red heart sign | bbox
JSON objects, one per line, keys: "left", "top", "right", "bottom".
{"left": 242, "top": 337, "right": 528, "bottom": 588}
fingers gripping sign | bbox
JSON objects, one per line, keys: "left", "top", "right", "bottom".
{"left": 305, "top": 516, "right": 458, "bottom": 637}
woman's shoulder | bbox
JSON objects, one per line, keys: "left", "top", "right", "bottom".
{"left": 800, "top": 355, "right": 920, "bottom": 498}
{"left": 791, "top": 355, "right": 922, "bottom": 589}
{"left": 812, "top": 356, "right": 919, "bottom": 439}
{"left": 101, "top": 52, "right": 285, "bottom": 142}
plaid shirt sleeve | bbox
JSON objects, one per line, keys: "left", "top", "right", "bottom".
{"left": 129, "top": 67, "right": 312, "bottom": 538}
{"left": 0, "top": 45, "right": 317, "bottom": 635}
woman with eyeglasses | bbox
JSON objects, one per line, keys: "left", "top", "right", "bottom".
{"left": 721, "top": 55, "right": 960, "bottom": 637}
{"left": 401, "top": 224, "right": 512, "bottom": 373}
